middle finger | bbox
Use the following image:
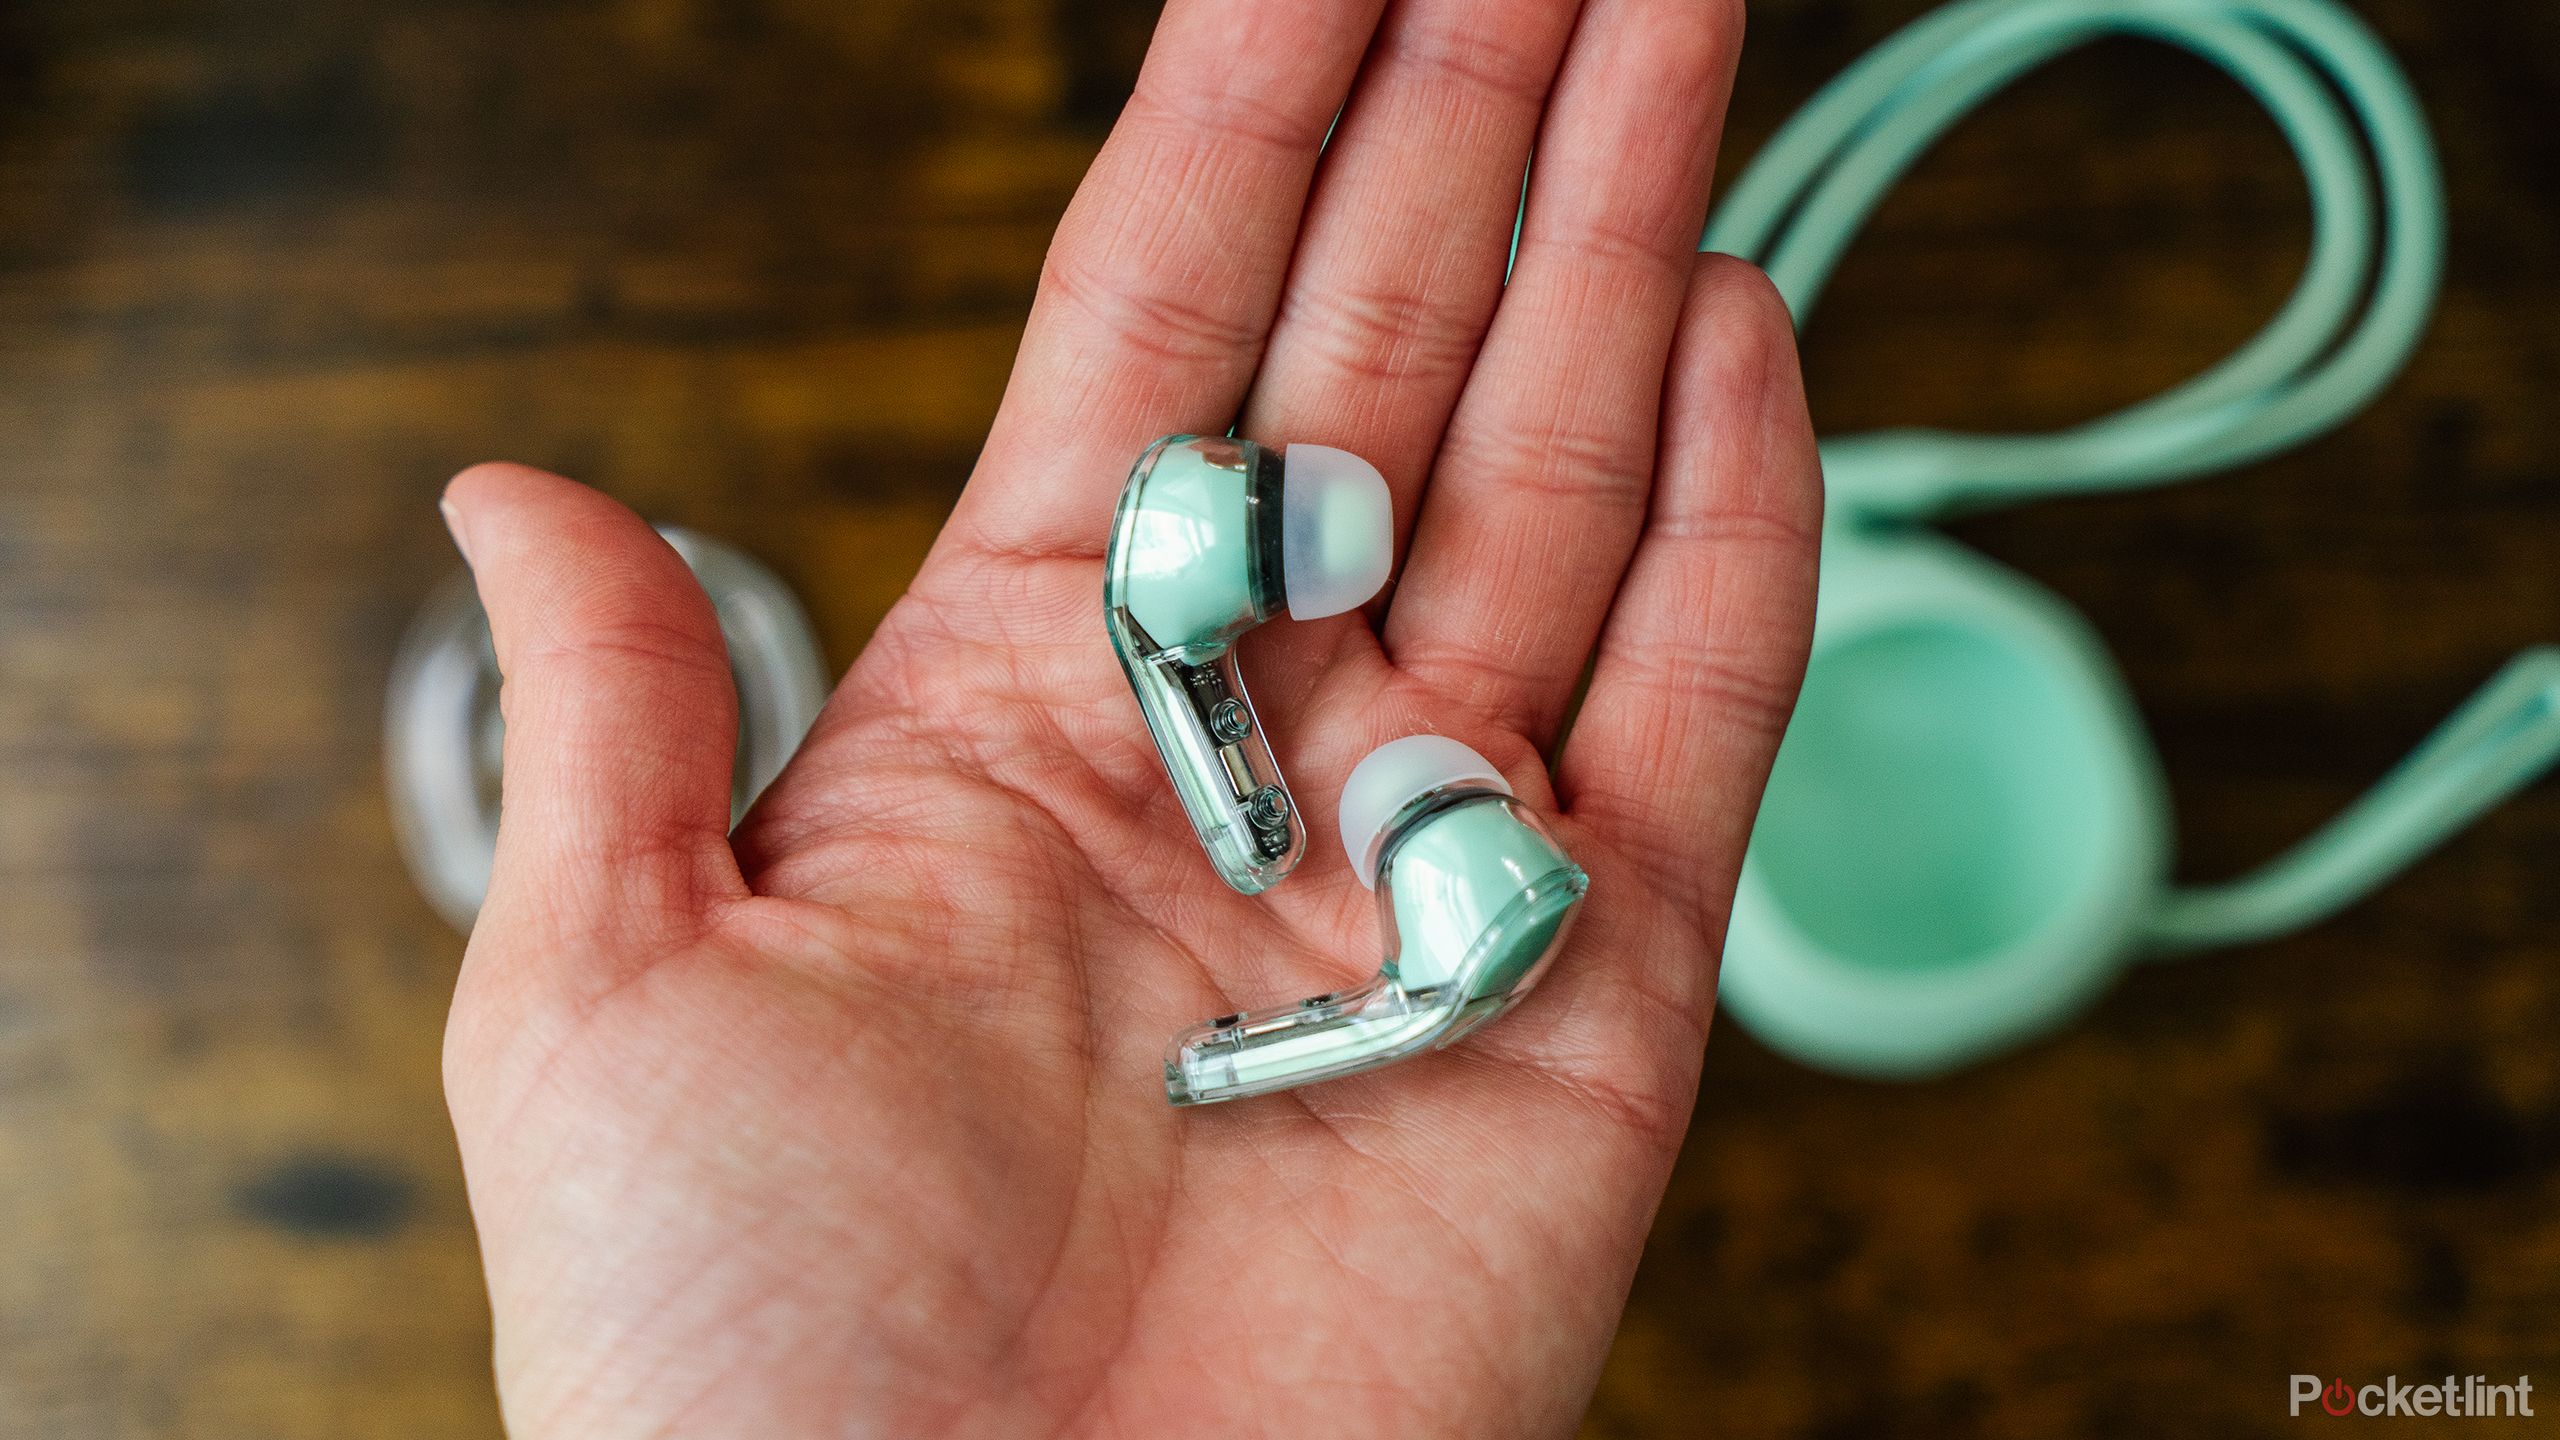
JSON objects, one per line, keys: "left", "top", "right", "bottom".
{"left": 1385, "top": 0, "right": 1744, "bottom": 747}
{"left": 1238, "top": 0, "right": 1586, "bottom": 536}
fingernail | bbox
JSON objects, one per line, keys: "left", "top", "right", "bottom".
{"left": 439, "top": 498, "right": 473, "bottom": 566}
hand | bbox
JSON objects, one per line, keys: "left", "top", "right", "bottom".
{"left": 439, "top": 0, "right": 1819, "bottom": 1433}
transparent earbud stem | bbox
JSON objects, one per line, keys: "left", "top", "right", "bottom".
{"left": 1167, "top": 795, "right": 1588, "bottom": 1105}
{"left": 1167, "top": 975, "right": 1452, "bottom": 1107}
{"left": 1105, "top": 435, "right": 1304, "bottom": 894}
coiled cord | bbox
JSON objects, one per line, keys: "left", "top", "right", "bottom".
{"left": 1700, "top": 1, "right": 2560, "bottom": 954}
{"left": 1703, "top": 0, "right": 2444, "bottom": 519}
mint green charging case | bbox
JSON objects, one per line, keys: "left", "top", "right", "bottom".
{"left": 1724, "top": 530, "right": 2171, "bottom": 1076}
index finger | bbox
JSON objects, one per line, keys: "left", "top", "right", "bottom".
{"left": 942, "top": 0, "right": 1389, "bottom": 562}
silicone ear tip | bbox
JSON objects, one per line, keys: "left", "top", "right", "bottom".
{"left": 1281, "top": 445, "right": 1393, "bottom": 619}
{"left": 1337, "top": 735, "right": 1511, "bottom": 887}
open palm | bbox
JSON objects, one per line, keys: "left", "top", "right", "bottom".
{"left": 440, "top": 0, "right": 1819, "bottom": 1434}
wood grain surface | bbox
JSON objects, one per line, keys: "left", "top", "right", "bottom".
{"left": 1, "top": 1, "right": 2553, "bottom": 1435}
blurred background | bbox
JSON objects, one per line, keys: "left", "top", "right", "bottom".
{"left": 1, "top": 0, "right": 2555, "bottom": 1434}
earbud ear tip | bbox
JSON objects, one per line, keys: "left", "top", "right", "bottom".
{"left": 1281, "top": 445, "right": 1393, "bottom": 619}
{"left": 1338, "top": 735, "right": 1511, "bottom": 887}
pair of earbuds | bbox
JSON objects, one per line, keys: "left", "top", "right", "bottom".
{"left": 1105, "top": 434, "right": 1591, "bottom": 1106}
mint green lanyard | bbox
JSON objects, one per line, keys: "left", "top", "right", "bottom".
{"left": 1700, "top": 0, "right": 2560, "bottom": 953}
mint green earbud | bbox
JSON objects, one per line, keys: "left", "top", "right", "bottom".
{"left": 1106, "top": 434, "right": 1391, "bottom": 893}
{"left": 1167, "top": 736, "right": 1589, "bottom": 1105}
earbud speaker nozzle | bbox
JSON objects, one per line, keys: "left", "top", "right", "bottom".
{"left": 1281, "top": 445, "right": 1393, "bottom": 620}
{"left": 1338, "top": 735, "right": 1511, "bottom": 888}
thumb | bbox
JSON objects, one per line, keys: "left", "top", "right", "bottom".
{"left": 441, "top": 464, "right": 746, "bottom": 947}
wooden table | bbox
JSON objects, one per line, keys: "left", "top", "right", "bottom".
{"left": 1, "top": 1, "right": 2551, "bottom": 1434}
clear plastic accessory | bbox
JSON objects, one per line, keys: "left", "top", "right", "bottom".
{"left": 385, "top": 526, "right": 829, "bottom": 931}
